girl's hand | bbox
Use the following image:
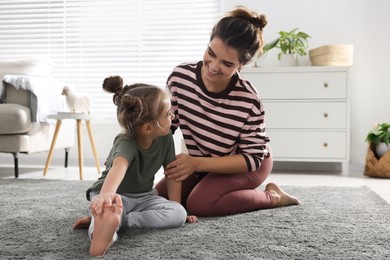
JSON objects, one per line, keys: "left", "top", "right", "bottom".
{"left": 186, "top": 215, "right": 198, "bottom": 223}
{"left": 91, "top": 193, "right": 123, "bottom": 215}
{"left": 165, "top": 153, "right": 198, "bottom": 181}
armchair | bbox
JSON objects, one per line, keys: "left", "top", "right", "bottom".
{"left": 0, "top": 59, "right": 74, "bottom": 178}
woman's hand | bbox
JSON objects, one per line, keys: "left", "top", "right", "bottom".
{"left": 165, "top": 153, "right": 198, "bottom": 181}
{"left": 91, "top": 193, "right": 123, "bottom": 215}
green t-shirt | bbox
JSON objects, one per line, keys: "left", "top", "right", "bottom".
{"left": 87, "top": 132, "right": 175, "bottom": 200}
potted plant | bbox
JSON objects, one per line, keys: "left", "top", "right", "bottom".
{"left": 365, "top": 122, "right": 390, "bottom": 157}
{"left": 263, "top": 28, "right": 310, "bottom": 66}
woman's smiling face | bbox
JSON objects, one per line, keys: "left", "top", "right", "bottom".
{"left": 202, "top": 36, "right": 242, "bottom": 88}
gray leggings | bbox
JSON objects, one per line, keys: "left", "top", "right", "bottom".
{"left": 89, "top": 188, "right": 187, "bottom": 229}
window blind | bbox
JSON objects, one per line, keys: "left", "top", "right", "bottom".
{"left": 0, "top": 0, "right": 220, "bottom": 121}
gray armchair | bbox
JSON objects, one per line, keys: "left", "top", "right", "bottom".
{"left": 0, "top": 59, "right": 74, "bottom": 178}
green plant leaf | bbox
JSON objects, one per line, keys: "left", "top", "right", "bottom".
{"left": 365, "top": 122, "right": 390, "bottom": 145}
{"left": 263, "top": 38, "right": 279, "bottom": 52}
{"left": 384, "top": 129, "right": 390, "bottom": 145}
{"left": 262, "top": 28, "right": 310, "bottom": 57}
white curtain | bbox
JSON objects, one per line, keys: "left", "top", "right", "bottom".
{"left": 0, "top": 0, "right": 220, "bottom": 121}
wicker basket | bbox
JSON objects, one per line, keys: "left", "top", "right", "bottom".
{"left": 364, "top": 143, "right": 390, "bottom": 178}
{"left": 309, "top": 44, "right": 353, "bottom": 66}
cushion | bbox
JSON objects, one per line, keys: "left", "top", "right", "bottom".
{"left": 0, "top": 58, "right": 52, "bottom": 80}
{"left": 0, "top": 104, "right": 32, "bottom": 134}
{"left": 0, "top": 58, "right": 53, "bottom": 104}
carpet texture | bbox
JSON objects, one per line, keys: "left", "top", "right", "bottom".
{"left": 0, "top": 179, "right": 389, "bottom": 260}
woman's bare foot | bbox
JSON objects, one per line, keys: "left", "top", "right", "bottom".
{"left": 265, "top": 182, "right": 301, "bottom": 207}
{"left": 89, "top": 205, "right": 122, "bottom": 256}
{"left": 73, "top": 216, "right": 91, "bottom": 229}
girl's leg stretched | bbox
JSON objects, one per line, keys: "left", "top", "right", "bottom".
{"left": 89, "top": 205, "right": 122, "bottom": 256}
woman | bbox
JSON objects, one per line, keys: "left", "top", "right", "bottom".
{"left": 155, "top": 6, "right": 300, "bottom": 217}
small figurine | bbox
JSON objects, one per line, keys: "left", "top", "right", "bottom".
{"left": 62, "top": 86, "right": 92, "bottom": 114}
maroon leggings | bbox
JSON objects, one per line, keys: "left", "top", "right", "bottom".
{"left": 155, "top": 156, "right": 273, "bottom": 217}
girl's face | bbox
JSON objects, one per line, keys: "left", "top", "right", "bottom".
{"left": 155, "top": 97, "right": 174, "bottom": 135}
{"left": 202, "top": 36, "right": 241, "bottom": 87}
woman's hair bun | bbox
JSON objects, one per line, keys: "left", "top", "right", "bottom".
{"left": 231, "top": 5, "right": 267, "bottom": 30}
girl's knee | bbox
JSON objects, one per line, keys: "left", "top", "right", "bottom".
{"left": 170, "top": 202, "right": 187, "bottom": 227}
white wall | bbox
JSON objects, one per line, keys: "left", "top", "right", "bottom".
{"left": 1, "top": 0, "right": 388, "bottom": 173}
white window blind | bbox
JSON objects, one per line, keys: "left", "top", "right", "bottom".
{"left": 0, "top": 0, "right": 220, "bottom": 121}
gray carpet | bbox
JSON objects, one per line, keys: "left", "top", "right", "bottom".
{"left": 0, "top": 179, "right": 389, "bottom": 260}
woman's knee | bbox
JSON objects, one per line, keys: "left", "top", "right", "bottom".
{"left": 186, "top": 193, "right": 215, "bottom": 217}
{"left": 186, "top": 202, "right": 204, "bottom": 217}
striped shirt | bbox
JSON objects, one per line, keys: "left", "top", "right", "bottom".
{"left": 167, "top": 61, "right": 270, "bottom": 172}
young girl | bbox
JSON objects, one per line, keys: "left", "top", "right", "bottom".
{"left": 73, "top": 76, "right": 196, "bottom": 256}
{"left": 155, "top": 6, "right": 300, "bottom": 217}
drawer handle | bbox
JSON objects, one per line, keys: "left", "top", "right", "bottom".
{"left": 323, "top": 83, "right": 329, "bottom": 88}
{"left": 323, "top": 143, "right": 328, "bottom": 148}
{"left": 323, "top": 113, "right": 328, "bottom": 118}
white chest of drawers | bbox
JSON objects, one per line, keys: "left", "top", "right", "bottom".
{"left": 241, "top": 66, "right": 351, "bottom": 172}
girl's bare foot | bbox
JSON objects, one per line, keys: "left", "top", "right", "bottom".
{"left": 73, "top": 216, "right": 91, "bottom": 229}
{"left": 186, "top": 215, "right": 198, "bottom": 223}
{"left": 89, "top": 205, "right": 123, "bottom": 256}
{"left": 265, "top": 182, "right": 301, "bottom": 207}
